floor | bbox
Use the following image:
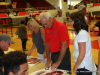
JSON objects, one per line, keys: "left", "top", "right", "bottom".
{"left": 1, "top": 20, "right": 99, "bottom": 75}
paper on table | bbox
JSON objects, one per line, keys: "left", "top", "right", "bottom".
{"left": 27, "top": 56, "right": 43, "bottom": 68}
{"left": 29, "top": 67, "right": 67, "bottom": 75}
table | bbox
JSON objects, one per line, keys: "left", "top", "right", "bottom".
{"left": 4, "top": 47, "right": 15, "bottom": 54}
{"left": 28, "top": 62, "right": 71, "bottom": 75}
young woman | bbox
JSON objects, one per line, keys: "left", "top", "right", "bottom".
{"left": 27, "top": 19, "right": 46, "bottom": 63}
{"left": 69, "top": 12, "right": 96, "bottom": 75}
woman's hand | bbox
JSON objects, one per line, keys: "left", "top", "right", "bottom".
{"left": 27, "top": 51, "right": 31, "bottom": 56}
{"left": 97, "top": 69, "right": 100, "bottom": 75}
{"left": 73, "top": 66, "right": 77, "bottom": 74}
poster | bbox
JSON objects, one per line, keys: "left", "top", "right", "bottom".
{"left": 0, "top": 18, "right": 12, "bottom": 25}
{"left": 29, "top": 68, "right": 67, "bottom": 75}
{"left": 27, "top": 56, "right": 43, "bottom": 68}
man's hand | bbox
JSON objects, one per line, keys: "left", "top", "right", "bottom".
{"left": 45, "top": 59, "right": 52, "bottom": 68}
{"left": 51, "top": 61, "right": 60, "bottom": 71}
{"left": 43, "top": 52, "right": 46, "bottom": 59}
{"left": 97, "top": 69, "right": 100, "bottom": 75}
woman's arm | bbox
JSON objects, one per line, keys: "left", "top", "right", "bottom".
{"left": 73, "top": 42, "right": 86, "bottom": 72}
{"left": 27, "top": 34, "right": 36, "bottom": 56}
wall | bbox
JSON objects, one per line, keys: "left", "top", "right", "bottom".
{"left": 61, "top": 0, "right": 68, "bottom": 18}
{"left": 87, "top": 6, "right": 100, "bottom": 12}
{"left": 0, "top": 9, "right": 58, "bottom": 25}
{"left": 46, "top": 10, "right": 58, "bottom": 18}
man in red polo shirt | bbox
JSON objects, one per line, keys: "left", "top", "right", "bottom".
{"left": 39, "top": 12, "right": 71, "bottom": 74}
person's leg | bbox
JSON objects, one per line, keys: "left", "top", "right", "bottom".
{"left": 24, "top": 38, "right": 27, "bottom": 49}
{"left": 77, "top": 68, "right": 92, "bottom": 75}
{"left": 21, "top": 38, "right": 27, "bottom": 50}
{"left": 21, "top": 39, "right": 24, "bottom": 50}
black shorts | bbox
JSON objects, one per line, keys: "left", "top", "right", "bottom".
{"left": 51, "top": 48, "right": 71, "bottom": 74}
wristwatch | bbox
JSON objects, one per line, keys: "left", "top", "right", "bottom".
{"left": 57, "top": 61, "right": 61, "bottom": 64}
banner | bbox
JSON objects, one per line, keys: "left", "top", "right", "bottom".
{"left": 0, "top": 18, "right": 12, "bottom": 25}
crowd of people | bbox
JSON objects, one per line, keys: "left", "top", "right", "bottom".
{"left": 0, "top": 4, "right": 100, "bottom": 75}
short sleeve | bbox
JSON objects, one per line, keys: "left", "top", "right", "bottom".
{"left": 60, "top": 25, "right": 69, "bottom": 42}
{"left": 95, "top": 21, "right": 100, "bottom": 27}
{"left": 77, "top": 34, "right": 88, "bottom": 43}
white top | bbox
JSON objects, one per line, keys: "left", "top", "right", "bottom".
{"left": 73, "top": 29, "right": 96, "bottom": 72}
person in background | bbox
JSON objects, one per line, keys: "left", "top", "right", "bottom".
{"left": 32, "top": 14, "right": 39, "bottom": 24}
{"left": 92, "top": 20, "right": 100, "bottom": 75}
{"left": 57, "top": 9, "right": 66, "bottom": 25}
{"left": 24, "top": 17, "right": 29, "bottom": 26}
{"left": 0, "top": 34, "right": 15, "bottom": 75}
{"left": 27, "top": 19, "right": 46, "bottom": 63}
{"left": 78, "top": 5, "right": 86, "bottom": 17}
{"left": 17, "top": 20, "right": 28, "bottom": 51}
{"left": 78, "top": 5, "right": 90, "bottom": 33}
{"left": 1, "top": 51, "right": 28, "bottom": 75}
{"left": 69, "top": 12, "right": 96, "bottom": 75}
{"left": 39, "top": 12, "right": 71, "bottom": 74}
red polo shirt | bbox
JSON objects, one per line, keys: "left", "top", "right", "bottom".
{"left": 45, "top": 19, "right": 69, "bottom": 53}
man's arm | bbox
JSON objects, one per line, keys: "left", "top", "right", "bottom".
{"left": 45, "top": 43, "right": 50, "bottom": 59}
{"left": 57, "top": 41, "right": 67, "bottom": 63}
{"left": 51, "top": 41, "right": 67, "bottom": 70}
{"left": 45, "top": 43, "right": 52, "bottom": 68}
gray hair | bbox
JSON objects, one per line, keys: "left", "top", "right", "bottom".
{"left": 27, "top": 19, "right": 40, "bottom": 29}
{"left": 39, "top": 12, "right": 52, "bottom": 21}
